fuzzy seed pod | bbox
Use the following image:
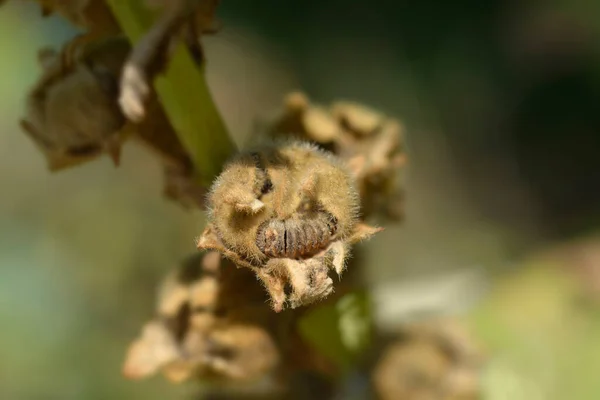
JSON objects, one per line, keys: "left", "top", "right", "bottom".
{"left": 197, "top": 142, "right": 381, "bottom": 312}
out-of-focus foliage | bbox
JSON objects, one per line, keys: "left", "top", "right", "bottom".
{"left": 472, "top": 251, "right": 600, "bottom": 400}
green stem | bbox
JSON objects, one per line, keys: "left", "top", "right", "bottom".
{"left": 105, "top": 0, "right": 237, "bottom": 186}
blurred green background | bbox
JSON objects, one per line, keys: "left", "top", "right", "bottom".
{"left": 1, "top": 1, "right": 600, "bottom": 399}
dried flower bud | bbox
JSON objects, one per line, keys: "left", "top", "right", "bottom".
{"left": 331, "top": 101, "right": 385, "bottom": 136}
{"left": 124, "top": 251, "right": 285, "bottom": 389}
{"left": 123, "top": 320, "right": 183, "bottom": 380}
{"left": 261, "top": 91, "right": 343, "bottom": 145}
{"left": 19, "top": 34, "right": 206, "bottom": 207}
{"left": 338, "top": 119, "right": 407, "bottom": 221}
{"left": 257, "top": 92, "right": 407, "bottom": 222}
{"left": 21, "top": 36, "right": 130, "bottom": 171}
{"left": 372, "top": 319, "right": 485, "bottom": 400}
{"left": 197, "top": 142, "right": 381, "bottom": 311}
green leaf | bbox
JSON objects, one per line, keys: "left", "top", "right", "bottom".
{"left": 298, "top": 290, "right": 373, "bottom": 371}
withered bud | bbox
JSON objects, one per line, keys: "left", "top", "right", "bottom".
{"left": 257, "top": 92, "right": 408, "bottom": 222}
{"left": 20, "top": 34, "right": 206, "bottom": 208}
{"left": 197, "top": 142, "right": 381, "bottom": 312}
{"left": 21, "top": 36, "right": 131, "bottom": 171}
{"left": 372, "top": 319, "right": 486, "bottom": 400}
{"left": 339, "top": 119, "right": 407, "bottom": 221}
{"left": 123, "top": 251, "right": 283, "bottom": 388}
{"left": 331, "top": 101, "right": 385, "bottom": 136}
{"left": 262, "top": 92, "right": 343, "bottom": 145}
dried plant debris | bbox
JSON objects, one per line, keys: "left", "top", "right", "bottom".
{"left": 11, "top": 0, "right": 222, "bottom": 125}
{"left": 162, "top": 164, "right": 206, "bottom": 209}
{"left": 20, "top": 32, "right": 206, "bottom": 207}
{"left": 262, "top": 92, "right": 343, "bottom": 145}
{"left": 131, "top": 96, "right": 207, "bottom": 209}
{"left": 124, "top": 251, "right": 287, "bottom": 391}
{"left": 371, "top": 319, "right": 486, "bottom": 400}
{"left": 197, "top": 142, "right": 381, "bottom": 312}
{"left": 20, "top": 0, "right": 119, "bottom": 32}
{"left": 124, "top": 252, "right": 342, "bottom": 398}
{"left": 2, "top": 0, "right": 120, "bottom": 42}
{"left": 21, "top": 36, "right": 131, "bottom": 171}
{"left": 258, "top": 92, "right": 407, "bottom": 221}
{"left": 119, "top": 0, "right": 221, "bottom": 122}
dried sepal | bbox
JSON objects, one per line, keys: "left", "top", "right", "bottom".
{"left": 257, "top": 242, "right": 347, "bottom": 312}
{"left": 371, "top": 319, "right": 486, "bottom": 400}
{"left": 347, "top": 223, "right": 385, "bottom": 245}
{"left": 198, "top": 142, "right": 380, "bottom": 311}
{"left": 21, "top": 36, "right": 131, "bottom": 171}
{"left": 122, "top": 320, "right": 182, "bottom": 380}
{"left": 123, "top": 251, "right": 284, "bottom": 388}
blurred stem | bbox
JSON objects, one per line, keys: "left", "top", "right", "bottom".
{"left": 105, "top": 0, "right": 237, "bottom": 186}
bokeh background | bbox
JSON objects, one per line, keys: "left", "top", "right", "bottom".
{"left": 1, "top": 1, "right": 600, "bottom": 399}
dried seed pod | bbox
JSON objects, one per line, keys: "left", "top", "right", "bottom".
{"left": 258, "top": 91, "right": 343, "bottom": 145}
{"left": 197, "top": 142, "right": 381, "bottom": 311}
{"left": 21, "top": 36, "right": 131, "bottom": 171}
{"left": 339, "top": 119, "right": 407, "bottom": 221}
{"left": 20, "top": 34, "right": 206, "bottom": 207}
{"left": 256, "top": 92, "right": 407, "bottom": 222}
{"left": 123, "top": 320, "right": 183, "bottom": 380}
{"left": 373, "top": 338, "right": 452, "bottom": 400}
{"left": 119, "top": 0, "right": 222, "bottom": 122}
{"left": 371, "top": 319, "right": 485, "bottom": 400}
{"left": 123, "top": 251, "right": 286, "bottom": 390}
{"left": 331, "top": 101, "right": 385, "bottom": 136}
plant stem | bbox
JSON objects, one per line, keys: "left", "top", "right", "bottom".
{"left": 105, "top": 0, "right": 237, "bottom": 186}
